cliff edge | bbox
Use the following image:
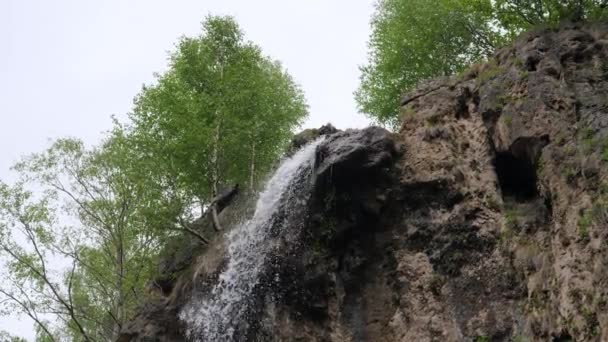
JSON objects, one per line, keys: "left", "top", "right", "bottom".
{"left": 120, "top": 22, "right": 608, "bottom": 342}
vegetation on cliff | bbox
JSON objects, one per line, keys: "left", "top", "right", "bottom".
{"left": 117, "top": 20, "right": 608, "bottom": 341}
{"left": 356, "top": 0, "right": 608, "bottom": 127}
{"left": 1, "top": 1, "right": 608, "bottom": 341}
{"left": 0, "top": 15, "right": 306, "bottom": 341}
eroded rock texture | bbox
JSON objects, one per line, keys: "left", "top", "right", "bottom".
{"left": 392, "top": 22, "right": 608, "bottom": 342}
{"left": 120, "top": 22, "right": 608, "bottom": 341}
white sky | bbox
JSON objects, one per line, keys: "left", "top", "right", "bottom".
{"left": 0, "top": 0, "right": 374, "bottom": 339}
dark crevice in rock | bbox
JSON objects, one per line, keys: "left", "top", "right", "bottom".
{"left": 552, "top": 332, "right": 574, "bottom": 342}
{"left": 544, "top": 192, "right": 554, "bottom": 218}
{"left": 526, "top": 54, "right": 540, "bottom": 71}
{"left": 495, "top": 150, "right": 539, "bottom": 200}
{"left": 455, "top": 87, "right": 472, "bottom": 120}
{"left": 481, "top": 108, "right": 503, "bottom": 131}
{"left": 494, "top": 135, "right": 550, "bottom": 202}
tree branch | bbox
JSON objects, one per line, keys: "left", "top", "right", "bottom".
{"left": 0, "top": 287, "right": 57, "bottom": 342}
{"left": 175, "top": 218, "right": 210, "bottom": 244}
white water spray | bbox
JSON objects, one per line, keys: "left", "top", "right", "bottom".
{"left": 180, "top": 138, "right": 324, "bottom": 341}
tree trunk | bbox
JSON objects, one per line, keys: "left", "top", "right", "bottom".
{"left": 113, "top": 231, "right": 125, "bottom": 340}
{"left": 187, "top": 184, "right": 239, "bottom": 236}
{"left": 571, "top": 0, "right": 585, "bottom": 22}
{"left": 211, "top": 64, "right": 224, "bottom": 198}
{"left": 211, "top": 118, "right": 221, "bottom": 197}
{"left": 249, "top": 142, "right": 256, "bottom": 191}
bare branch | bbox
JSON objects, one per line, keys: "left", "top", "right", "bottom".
{"left": 0, "top": 287, "right": 57, "bottom": 342}
{"left": 176, "top": 218, "right": 210, "bottom": 244}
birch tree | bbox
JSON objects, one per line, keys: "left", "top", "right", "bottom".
{"left": 0, "top": 137, "right": 166, "bottom": 341}
{"left": 128, "top": 15, "right": 307, "bottom": 203}
{"left": 0, "top": 15, "right": 308, "bottom": 341}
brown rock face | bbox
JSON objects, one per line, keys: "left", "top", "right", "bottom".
{"left": 120, "top": 23, "right": 608, "bottom": 341}
{"left": 392, "top": 21, "right": 608, "bottom": 342}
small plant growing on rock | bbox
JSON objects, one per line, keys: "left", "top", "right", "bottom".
{"left": 591, "top": 324, "right": 601, "bottom": 337}
{"left": 579, "top": 127, "right": 598, "bottom": 154}
{"left": 497, "top": 94, "right": 513, "bottom": 105}
{"left": 560, "top": 162, "right": 578, "bottom": 183}
{"left": 426, "top": 114, "right": 442, "bottom": 126}
{"left": 601, "top": 145, "right": 608, "bottom": 162}
{"left": 428, "top": 274, "right": 444, "bottom": 296}
{"left": 591, "top": 202, "right": 607, "bottom": 225}
{"left": 504, "top": 209, "right": 518, "bottom": 229}
{"left": 513, "top": 57, "right": 524, "bottom": 68}
{"left": 563, "top": 144, "right": 577, "bottom": 157}
{"left": 536, "top": 158, "right": 545, "bottom": 175}
{"left": 554, "top": 133, "right": 567, "bottom": 146}
{"left": 484, "top": 195, "right": 502, "bottom": 212}
{"left": 595, "top": 294, "right": 608, "bottom": 310}
{"left": 581, "top": 127, "right": 594, "bottom": 139}
{"left": 499, "top": 227, "right": 514, "bottom": 249}
{"left": 519, "top": 69, "right": 529, "bottom": 79}
{"left": 577, "top": 210, "right": 592, "bottom": 241}
{"left": 401, "top": 106, "right": 416, "bottom": 120}
{"left": 477, "top": 62, "right": 502, "bottom": 83}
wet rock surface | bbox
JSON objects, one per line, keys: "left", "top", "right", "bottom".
{"left": 118, "top": 125, "right": 399, "bottom": 341}
{"left": 120, "top": 22, "right": 608, "bottom": 341}
{"left": 290, "top": 123, "right": 339, "bottom": 151}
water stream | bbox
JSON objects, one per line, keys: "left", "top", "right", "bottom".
{"left": 180, "top": 137, "right": 324, "bottom": 341}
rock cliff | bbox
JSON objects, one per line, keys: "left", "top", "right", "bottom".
{"left": 119, "top": 22, "right": 608, "bottom": 341}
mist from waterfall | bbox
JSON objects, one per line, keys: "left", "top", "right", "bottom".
{"left": 179, "top": 137, "right": 324, "bottom": 341}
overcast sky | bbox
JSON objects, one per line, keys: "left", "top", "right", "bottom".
{"left": 0, "top": 0, "right": 374, "bottom": 339}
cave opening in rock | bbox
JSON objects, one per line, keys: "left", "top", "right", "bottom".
{"left": 494, "top": 135, "right": 549, "bottom": 202}
{"left": 495, "top": 151, "right": 539, "bottom": 200}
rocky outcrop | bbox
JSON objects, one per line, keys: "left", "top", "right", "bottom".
{"left": 390, "top": 21, "right": 608, "bottom": 341}
{"left": 118, "top": 126, "right": 399, "bottom": 341}
{"left": 120, "top": 22, "right": 608, "bottom": 341}
{"left": 290, "top": 123, "right": 339, "bottom": 151}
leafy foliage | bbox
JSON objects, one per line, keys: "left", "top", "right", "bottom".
{"left": 0, "top": 331, "right": 28, "bottom": 342}
{"left": 128, "top": 16, "right": 308, "bottom": 201}
{"left": 0, "top": 15, "right": 307, "bottom": 341}
{"left": 356, "top": 0, "right": 501, "bottom": 127}
{"left": 0, "top": 137, "right": 166, "bottom": 341}
{"left": 356, "top": 0, "right": 608, "bottom": 127}
{"left": 495, "top": 0, "right": 608, "bottom": 33}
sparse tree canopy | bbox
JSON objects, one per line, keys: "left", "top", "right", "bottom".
{"left": 0, "top": 137, "right": 166, "bottom": 341}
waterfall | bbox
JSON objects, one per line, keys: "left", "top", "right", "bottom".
{"left": 180, "top": 137, "right": 324, "bottom": 341}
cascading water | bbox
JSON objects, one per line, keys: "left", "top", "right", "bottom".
{"left": 180, "top": 137, "right": 324, "bottom": 341}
